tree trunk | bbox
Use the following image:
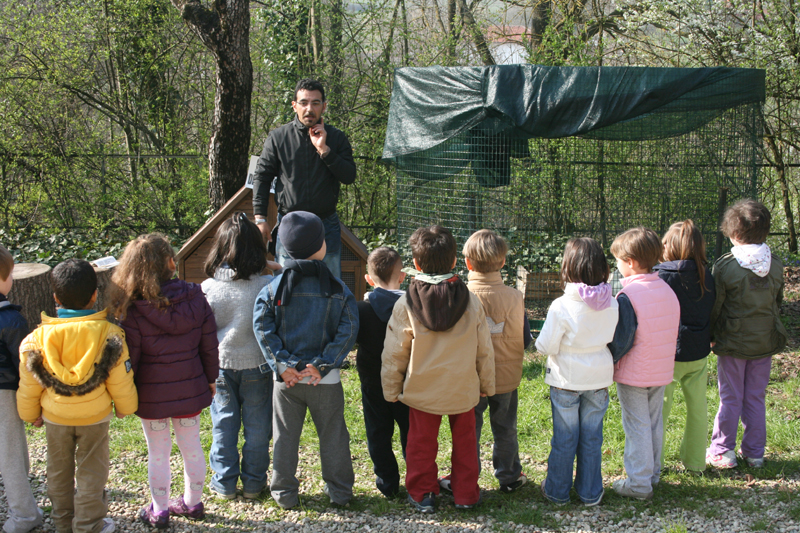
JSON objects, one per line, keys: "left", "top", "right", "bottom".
{"left": 171, "top": 0, "right": 253, "bottom": 210}
{"left": 7, "top": 263, "right": 55, "bottom": 329}
{"left": 328, "top": 0, "right": 345, "bottom": 119}
{"left": 530, "top": 0, "right": 551, "bottom": 52}
{"left": 766, "top": 135, "right": 798, "bottom": 253}
{"left": 459, "top": 0, "right": 495, "bottom": 65}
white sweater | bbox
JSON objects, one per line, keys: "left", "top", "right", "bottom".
{"left": 201, "top": 267, "right": 273, "bottom": 371}
{"left": 535, "top": 283, "right": 619, "bottom": 391}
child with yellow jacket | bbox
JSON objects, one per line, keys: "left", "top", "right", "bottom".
{"left": 17, "top": 259, "right": 138, "bottom": 533}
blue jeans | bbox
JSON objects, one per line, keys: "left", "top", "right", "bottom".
{"left": 209, "top": 367, "right": 274, "bottom": 495}
{"left": 275, "top": 212, "right": 342, "bottom": 278}
{"left": 544, "top": 387, "right": 608, "bottom": 504}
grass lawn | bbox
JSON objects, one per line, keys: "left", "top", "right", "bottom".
{"left": 23, "top": 347, "right": 800, "bottom": 531}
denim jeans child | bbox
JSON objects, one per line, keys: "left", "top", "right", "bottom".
{"left": 209, "top": 368, "right": 274, "bottom": 496}
{"left": 543, "top": 387, "right": 608, "bottom": 505}
{"left": 275, "top": 212, "right": 342, "bottom": 278}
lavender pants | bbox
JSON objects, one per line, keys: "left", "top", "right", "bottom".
{"left": 709, "top": 355, "right": 772, "bottom": 459}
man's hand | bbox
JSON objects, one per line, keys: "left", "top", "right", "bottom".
{"left": 256, "top": 220, "right": 272, "bottom": 243}
{"left": 310, "top": 118, "right": 330, "bottom": 157}
{"left": 299, "top": 365, "right": 322, "bottom": 386}
{"left": 267, "top": 260, "right": 282, "bottom": 273}
{"left": 281, "top": 368, "right": 302, "bottom": 387}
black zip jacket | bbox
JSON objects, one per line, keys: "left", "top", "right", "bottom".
{"left": 0, "top": 295, "right": 29, "bottom": 390}
{"left": 252, "top": 116, "right": 356, "bottom": 218}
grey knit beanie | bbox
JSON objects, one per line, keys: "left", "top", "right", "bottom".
{"left": 278, "top": 211, "right": 325, "bottom": 260}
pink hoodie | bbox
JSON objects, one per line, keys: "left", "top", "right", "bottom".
{"left": 613, "top": 272, "right": 679, "bottom": 387}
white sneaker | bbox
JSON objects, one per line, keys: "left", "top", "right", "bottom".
{"left": 100, "top": 518, "right": 115, "bottom": 533}
{"left": 742, "top": 455, "right": 764, "bottom": 468}
{"left": 706, "top": 449, "right": 737, "bottom": 469}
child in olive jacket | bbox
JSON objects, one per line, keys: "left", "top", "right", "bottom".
{"left": 707, "top": 200, "right": 788, "bottom": 469}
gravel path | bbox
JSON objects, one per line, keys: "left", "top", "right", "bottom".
{"left": 2, "top": 443, "right": 799, "bottom": 533}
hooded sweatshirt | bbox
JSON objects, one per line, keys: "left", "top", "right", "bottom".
{"left": 381, "top": 273, "right": 495, "bottom": 415}
{"left": 17, "top": 309, "right": 138, "bottom": 425}
{"left": 535, "top": 283, "right": 619, "bottom": 390}
{"left": 356, "top": 287, "right": 404, "bottom": 387}
{"left": 120, "top": 279, "right": 219, "bottom": 419}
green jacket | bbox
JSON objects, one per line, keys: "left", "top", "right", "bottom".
{"left": 710, "top": 252, "right": 787, "bottom": 359}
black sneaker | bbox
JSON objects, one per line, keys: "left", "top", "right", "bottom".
{"left": 499, "top": 473, "right": 528, "bottom": 493}
{"left": 407, "top": 492, "right": 435, "bottom": 513}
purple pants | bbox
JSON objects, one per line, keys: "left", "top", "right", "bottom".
{"left": 709, "top": 354, "right": 772, "bottom": 459}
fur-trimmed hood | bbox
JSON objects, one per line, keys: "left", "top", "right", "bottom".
{"left": 21, "top": 309, "right": 123, "bottom": 390}
{"left": 26, "top": 335, "right": 123, "bottom": 396}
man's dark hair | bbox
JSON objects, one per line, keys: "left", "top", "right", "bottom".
{"left": 409, "top": 225, "right": 457, "bottom": 274}
{"left": 561, "top": 237, "right": 609, "bottom": 286}
{"left": 294, "top": 78, "right": 326, "bottom": 102}
{"left": 367, "top": 247, "right": 402, "bottom": 284}
{"left": 721, "top": 199, "right": 771, "bottom": 244}
{"left": 51, "top": 258, "right": 97, "bottom": 310}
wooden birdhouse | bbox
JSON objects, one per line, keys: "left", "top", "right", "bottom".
{"left": 176, "top": 185, "right": 369, "bottom": 299}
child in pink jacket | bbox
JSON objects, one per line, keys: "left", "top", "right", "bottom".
{"left": 610, "top": 227, "right": 680, "bottom": 500}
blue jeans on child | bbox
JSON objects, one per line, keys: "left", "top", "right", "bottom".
{"left": 543, "top": 387, "right": 608, "bottom": 505}
{"left": 275, "top": 212, "right": 342, "bottom": 278}
{"left": 209, "top": 367, "right": 274, "bottom": 496}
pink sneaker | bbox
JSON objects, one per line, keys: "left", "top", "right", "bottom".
{"left": 706, "top": 449, "right": 737, "bottom": 469}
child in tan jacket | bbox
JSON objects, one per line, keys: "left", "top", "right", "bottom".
{"left": 381, "top": 225, "right": 495, "bottom": 513}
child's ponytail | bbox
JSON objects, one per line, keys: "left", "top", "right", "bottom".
{"left": 108, "top": 233, "right": 176, "bottom": 319}
{"left": 203, "top": 212, "right": 267, "bottom": 281}
{"left": 662, "top": 219, "right": 709, "bottom": 294}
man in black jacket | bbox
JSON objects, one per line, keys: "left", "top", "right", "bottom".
{"left": 252, "top": 79, "right": 356, "bottom": 278}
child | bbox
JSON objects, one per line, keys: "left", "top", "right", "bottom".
{"left": 653, "top": 220, "right": 715, "bottom": 474}
{"left": 536, "top": 238, "right": 619, "bottom": 506}
{"left": 610, "top": 227, "right": 680, "bottom": 500}
{"left": 439, "top": 230, "right": 532, "bottom": 494}
{"left": 253, "top": 211, "right": 358, "bottom": 509}
{"left": 108, "top": 234, "right": 219, "bottom": 528}
{"left": 355, "top": 246, "right": 409, "bottom": 499}
{"left": 202, "top": 212, "right": 281, "bottom": 500}
{"left": 707, "top": 200, "right": 787, "bottom": 469}
{"left": 17, "top": 259, "right": 138, "bottom": 533}
{"left": 382, "top": 225, "right": 495, "bottom": 513}
{"left": 0, "top": 245, "right": 44, "bottom": 533}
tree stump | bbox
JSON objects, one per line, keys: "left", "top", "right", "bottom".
{"left": 7, "top": 263, "right": 55, "bottom": 329}
{"left": 93, "top": 266, "right": 116, "bottom": 315}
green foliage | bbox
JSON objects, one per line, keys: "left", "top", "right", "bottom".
{"left": 0, "top": 228, "right": 187, "bottom": 267}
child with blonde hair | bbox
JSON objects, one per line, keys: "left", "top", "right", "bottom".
{"left": 707, "top": 200, "right": 787, "bottom": 469}
{"left": 610, "top": 227, "right": 679, "bottom": 499}
{"left": 653, "top": 220, "right": 715, "bottom": 473}
{"left": 109, "top": 234, "right": 219, "bottom": 528}
{"left": 537, "top": 238, "right": 618, "bottom": 506}
{"left": 438, "top": 230, "right": 531, "bottom": 494}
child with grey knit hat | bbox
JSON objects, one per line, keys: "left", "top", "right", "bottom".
{"left": 253, "top": 211, "right": 359, "bottom": 509}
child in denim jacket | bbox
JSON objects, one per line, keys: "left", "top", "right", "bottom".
{"left": 254, "top": 211, "right": 358, "bottom": 509}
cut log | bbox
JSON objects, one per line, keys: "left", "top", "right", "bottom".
{"left": 93, "top": 266, "right": 116, "bottom": 315}
{"left": 7, "top": 263, "right": 54, "bottom": 329}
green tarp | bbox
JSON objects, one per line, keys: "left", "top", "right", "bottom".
{"left": 382, "top": 65, "right": 766, "bottom": 160}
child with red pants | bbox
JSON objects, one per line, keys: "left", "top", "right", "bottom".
{"left": 381, "top": 225, "right": 495, "bottom": 513}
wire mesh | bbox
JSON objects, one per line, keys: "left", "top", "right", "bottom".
{"left": 395, "top": 103, "right": 762, "bottom": 314}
